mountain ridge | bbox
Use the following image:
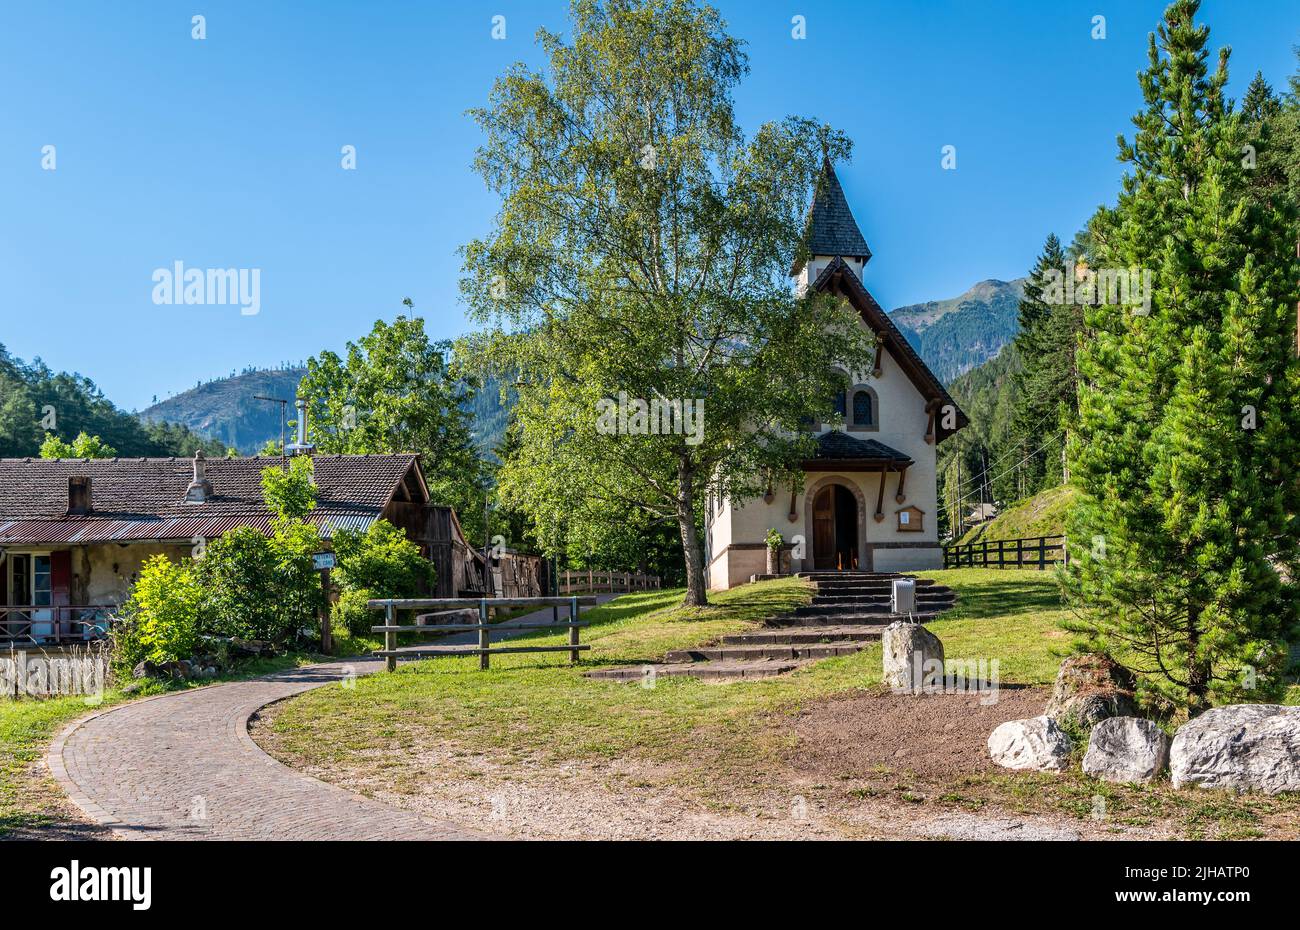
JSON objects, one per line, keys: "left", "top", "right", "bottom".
{"left": 141, "top": 275, "right": 1028, "bottom": 454}
{"left": 888, "top": 277, "right": 1025, "bottom": 384}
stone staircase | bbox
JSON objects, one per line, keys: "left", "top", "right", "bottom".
{"left": 586, "top": 571, "right": 957, "bottom": 683}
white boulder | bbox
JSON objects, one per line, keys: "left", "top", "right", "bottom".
{"left": 1082, "top": 717, "right": 1170, "bottom": 783}
{"left": 988, "top": 716, "right": 1073, "bottom": 772}
{"left": 881, "top": 621, "right": 944, "bottom": 693}
{"left": 1170, "top": 704, "right": 1300, "bottom": 794}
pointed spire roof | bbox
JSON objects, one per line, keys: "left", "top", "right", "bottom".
{"left": 804, "top": 158, "right": 872, "bottom": 263}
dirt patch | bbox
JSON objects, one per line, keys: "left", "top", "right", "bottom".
{"left": 1, "top": 760, "right": 113, "bottom": 841}
{"left": 785, "top": 686, "right": 1051, "bottom": 779}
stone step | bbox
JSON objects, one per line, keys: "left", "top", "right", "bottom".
{"left": 720, "top": 626, "right": 883, "bottom": 645}
{"left": 810, "top": 592, "right": 954, "bottom": 605}
{"left": 811, "top": 574, "right": 935, "bottom": 590}
{"left": 776, "top": 611, "right": 942, "bottom": 627}
{"left": 585, "top": 659, "right": 806, "bottom": 682}
{"left": 794, "top": 603, "right": 897, "bottom": 616}
{"left": 663, "top": 642, "right": 865, "bottom": 663}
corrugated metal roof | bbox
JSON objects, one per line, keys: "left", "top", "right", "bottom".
{"left": 0, "top": 453, "right": 416, "bottom": 546}
{"left": 0, "top": 511, "right": 378, "bottom": 545}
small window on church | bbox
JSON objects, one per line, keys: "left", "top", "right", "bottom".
{"left": 831, "top": 390, "right": 847, "bottom": 419}
{"left": 852, "top": 391, "right": 873, "bottom": 426}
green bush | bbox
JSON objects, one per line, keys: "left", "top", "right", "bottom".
{"left": 332, "top": 587, "right": 377, "bottom": 637}
{"left": 194, "top": 527, "right": 282, "bottom": 640}
{"left": 195, "top": 521, "right": 325, "bottom": 642}
{"left": 113, "top": 555, "right": 202, "bottom": 668}
{"left": 332, "top": 519, "right": 434, "bottom": 597}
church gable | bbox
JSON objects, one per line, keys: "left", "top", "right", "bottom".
{"left": 810, "top": 256, "right": 967, "bottom": 442}
{"left": 792, "top": 160, "right": 967, "bottom": 443}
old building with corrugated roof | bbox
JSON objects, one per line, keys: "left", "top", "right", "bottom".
{"left": 0, "top": 452, "right": 483, "bottom": 643}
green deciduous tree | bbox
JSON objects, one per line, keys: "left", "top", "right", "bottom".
{"left": 460, "top": 0, "right": 872, "bottom": 605}
{"left": 1063, "top": 0, "right": 1300, "bottom": 717}
{"left": 299, "top": 310, "right": 488, "bottom": 543}
{"left": 39, "top": 431, "right": 118, "bottom": 459}
{"left": 261, "top": 455, "right": 317, "bottom": 521}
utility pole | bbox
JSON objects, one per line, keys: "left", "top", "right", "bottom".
{"left": 253, "top": 395, "right": 288, "bottom": 461}
{"left": 954, "top": 455, "right": 964, "bottom": 539}
{"left": 482, "top": 493, "right": 492, "bottom": 598}
{"left": 981, "top": 447, "right": 990, "bottom": 511}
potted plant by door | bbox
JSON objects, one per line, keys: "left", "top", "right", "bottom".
{"left": 765, "top": 528, "right": 784, "bottom": 575}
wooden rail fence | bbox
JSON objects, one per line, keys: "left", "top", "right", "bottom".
{"left": 943, "top": 535, "right": 1067, "bottom": 570}
{"left": 558, "top": 570, "right": 660, "bottom": 595}
{"left": 368, "top": 596, "right": 599, "bottom": 672}
{"left": 0, "top": 606, "right": 117, "bottom": 645}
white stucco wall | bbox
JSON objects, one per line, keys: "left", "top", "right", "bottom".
{"left": 83, "top": 543, "right": 190, "bottom": 605}
{"left": 708, "top": 273, "right": 946, "bottom": 588}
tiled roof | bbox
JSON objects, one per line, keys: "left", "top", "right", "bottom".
{"left": 0, "top": 454, "right": 422, "bottom": 544}
{"left": 806, "top": 159, "right": 872, "bottom": 261}
{"left": 811, "top": 430, "right": 912, "bottom": 464}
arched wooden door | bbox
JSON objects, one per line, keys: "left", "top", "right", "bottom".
{"left": 812, "top": 484, "right": 860, "bottom": 571}
{"left": 812, "top": 487, "right": 836, "bottom": 570}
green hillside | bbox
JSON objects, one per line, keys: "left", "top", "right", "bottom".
{"left": 889, "top": 277, "right": 1025, "bottom": 383}
{"left": 141, "top": 368, "right": 306, "bottom": 454}
{"left": 957, "top": 484, "right": 1076, "bottom": 545}
{"left": 141, "top": 367, "right": 511, "bottom": 456}
{"left": 0, "top": 343, "right": 224, "bottom": 459}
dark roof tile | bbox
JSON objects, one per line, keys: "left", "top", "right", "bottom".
{"left": 811, "top": 430, "right": 912, "bottom": 464}
{"left": 806, "top": 159, "right": 872, "bottom": 262}
{"left": 0, "top": 455, "right": 422, "bottom": 542}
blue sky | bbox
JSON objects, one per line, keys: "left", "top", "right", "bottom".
{"left": 1, "top": 1, "right": 1296, "bottom": 411}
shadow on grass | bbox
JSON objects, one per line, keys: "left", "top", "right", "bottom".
{"left": 943, "top": 575, "right": 1064, "bottom": 621}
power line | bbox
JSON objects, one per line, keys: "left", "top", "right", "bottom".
{"left": 940, "top": 413, "right": 1065, "bottom": 501}
{"left": 941, "top": 431, "right": 1064, "bottom": 519}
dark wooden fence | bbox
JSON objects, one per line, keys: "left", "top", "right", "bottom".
{"left": 558, "top": 571, "right": 661, "bottom": 595}
{"left": 943, "top": 535, "right": 1067, "bottom": 570}
{"left": 369, "top": 596, "right": 599, "bottom": 672}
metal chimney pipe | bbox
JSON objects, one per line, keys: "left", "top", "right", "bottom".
{"left": 295, "top": 399, "right": 308, "bottom": 449}
{"left": 287, "top": 399, "right": 315, "bottom": 456}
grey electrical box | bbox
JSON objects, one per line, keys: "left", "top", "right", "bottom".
{"left": 891, "top": 577, "right": 916, "bottom": 615}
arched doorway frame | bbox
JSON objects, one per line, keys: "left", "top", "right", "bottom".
{"left": 802, "top": 475, "right": 869, "bottom": 572}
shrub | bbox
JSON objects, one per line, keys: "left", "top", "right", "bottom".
{"left": 113, "top": 555, "right": 202, "bottom": 668}
{"left": 195, "top": 527, "right": 282, "bottom": 640}
{"left": 332, "top": 519, "right": 434, "bottom": 597}
{"left": 269, "top": 517, "right": 327, "bottom": 638}
{"left": 195, "top": 521, "right": 326, "bottom": 643}
{"left": 332, "top": 587, "right": 377, "bottom": 637}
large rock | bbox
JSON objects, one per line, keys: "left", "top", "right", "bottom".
{"left": 1083, "top": 717, "right": 1170, "bottom": 783}
{"left": 1170, "top": 704, "right": 1300, "bottom": 794}
{"left": 1045, "top": 654, "right": 1138, "bottom": 726}
{"left": 988, "top": 716, "right": 1073, "bottom": 772}
{"left": 881, "top": 621, "right": 944, "bottom": 693}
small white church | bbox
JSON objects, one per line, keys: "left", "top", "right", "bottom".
{"left": 705, "top": 161, "right": 968, "bottom": 588}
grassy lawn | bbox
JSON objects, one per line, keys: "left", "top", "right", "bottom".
{"left": 262, "top": 568, "right": 1300, "bottom": 839}
{"left": 268, "top": 569, "right": 1071, "bottom": 772}
{"left": 0, "top": 648, "right": 339, "bottom": 839}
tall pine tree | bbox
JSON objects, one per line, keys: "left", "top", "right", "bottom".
{"left": 1009, "top": 233, "right": 1080, "bottom": 494}
{"left": 1063, "top": 0, "right": 1300, "bottom": 718}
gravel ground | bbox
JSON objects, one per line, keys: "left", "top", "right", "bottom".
{"left": 252, "top": 684, "right": 1159, "bottom": 841}
{"left": 784, "top": 685, "right": 1053, "bottom": 779}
